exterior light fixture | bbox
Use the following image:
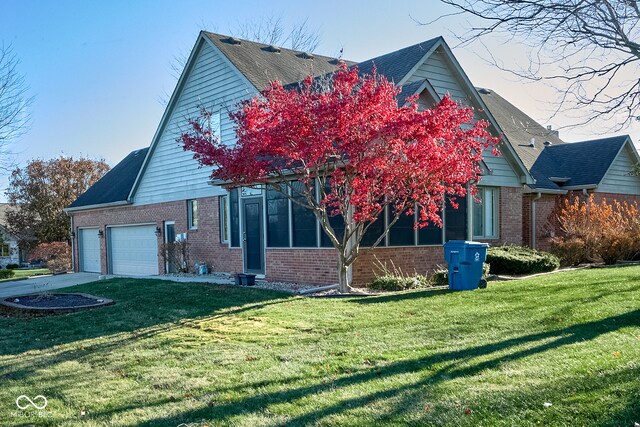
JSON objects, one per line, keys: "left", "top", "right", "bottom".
{"left": 155, "top": 226, "right": 162, "bottom": 237}
{"left": 98, "top": 230, "right": 104, "bottom": 238}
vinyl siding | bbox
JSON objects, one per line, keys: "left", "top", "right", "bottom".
{"left": 407, "top": 48, "right": 521, "bottom": 187}
{"left": 134, "top": 39, "right": 257, "bottom": 205}
{"left": 598, "top": 145, "right": 640, "bottom": 195}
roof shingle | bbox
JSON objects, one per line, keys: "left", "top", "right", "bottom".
{"left": 68, "top": 148, "right": 149, "bottom": 209}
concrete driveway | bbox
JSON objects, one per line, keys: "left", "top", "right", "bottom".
{"left": 0, "top": 272, "right": 101, "bottom": 299}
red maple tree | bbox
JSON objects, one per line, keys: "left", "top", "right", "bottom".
{"left": 180, "top": 65, "right": 498, "bottom": 291}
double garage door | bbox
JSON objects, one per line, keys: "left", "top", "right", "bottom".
{"left": 79, "top": 225, "right": 158, "bottom": 275}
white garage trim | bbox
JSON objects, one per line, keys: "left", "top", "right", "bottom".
{"left": 78, "top": 227, "right": 101, "bottom": 273}
{"left": 107, "top": 224, "right": 159, "bottom": 276}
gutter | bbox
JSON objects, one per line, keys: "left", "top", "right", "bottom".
{"left": 63, "top": 200, "right": 131, "bottom": 213}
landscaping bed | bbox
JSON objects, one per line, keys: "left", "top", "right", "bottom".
{"left": 1, "top": 293, "right": 113, "bottom": 314}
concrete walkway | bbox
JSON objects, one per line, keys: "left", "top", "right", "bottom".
{"left": 0, "top": 272, "right": 101, "bottom": 299}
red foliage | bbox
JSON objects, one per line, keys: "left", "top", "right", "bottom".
{"left": 179, "top": 65, "right": 498, "bottom": 290}
{"left": 30, "top": 242, "right": 71, "bottom": 272}
{"left": 181, "top": 65, "right": 497, "bottom": 227}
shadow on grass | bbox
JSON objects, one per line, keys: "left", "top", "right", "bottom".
{"left": 351, "top": 287, "right": 454, "bottom": 304}
{"left": 0, "top": 278, "right": 291, "bottom": 358}
{"left": 134, "top": 309, "right": 639, "bottom": 426}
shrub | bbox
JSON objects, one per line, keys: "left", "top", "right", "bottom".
{"left": 29, "top": 242, "right": 72, "bottom": 273}
{"left": 370, "top": 257, "right": 429, "bottom": 291}
{"left": 369, "top": 274, "right": 429, "bottom": 291}
{"left": 5, "top": 263, "right": 19, "bottom": 270}
{"left": 0, "top": 269, "right": 15, "bottom": 279}
{"left": 550, "top": 195, "right": 640, "bottom": 265}
{"left": 486, "top": 246, "right": 559, "bottom": 275}
{"left": 549, "top": 237, "right": 588, "bottom": 266}
{"left": 159, "top": 239, "right": 191, "bottom": 273}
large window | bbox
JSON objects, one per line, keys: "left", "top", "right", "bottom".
{"left": 187, "top": 200, "right": 199, "bottom": 230}
{"left": 219, "top": 195, "right": 229, "bottom": 243}
{"left": 473, "top": 187, "right": 499, "bottom": 239}
{"left": 445, "top": 196, "right": 467, "bottom": 241}
{"left": 0, "top": 243, "right": 10, "bottom": 257}
{"left": 291, "top": 181, "right": 318, "bottom": 247}
{"left": 388, "top": 208, "right": 415, "bottom": 246}
{"left": 266, "top": 188, "right": 290, "bottom": 247}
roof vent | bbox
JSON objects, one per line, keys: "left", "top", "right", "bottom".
{"left": 529, "top": 137, "right": 536, "bottom": 148}
{"left": 544, "top": 140, "right": 553, "bottom": 146}
{"left": 478, "top": 88, "right": 492, "bottom": 95}
{"left": 300, "top": 52, "right": 314, "bottom": 60}
{"left": 547, "top": 124, "right": 560, "bottom": 137}
{"left": 225, "top": 37, "right": 242, "bottom": 45}
{"left": 265, "top": 45, "right": 281, "bottom": 53}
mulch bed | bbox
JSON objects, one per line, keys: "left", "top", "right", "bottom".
{"left": 1, "top": 293, "right": 114, "bottom": 315}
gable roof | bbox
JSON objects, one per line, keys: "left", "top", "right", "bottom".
{"left": 67, "top": 148, "right": 148, "bottom": 211}
{"left": 528, "top": 136, "right": 631, "bottom": 191}
{"left": 477, "top": 88, "right": 565, "bottom": 170}
{"left": 357, "top": 37, "right": 441, "bottom": 84}
{"left": 204, "top": 32, "right": 353, "bottom": 91}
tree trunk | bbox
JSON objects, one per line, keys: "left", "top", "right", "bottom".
{"left": 337, "top": 254, "right": 352, "bottom": 293}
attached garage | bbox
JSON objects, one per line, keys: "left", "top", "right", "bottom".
{"left": 78, "top": 228, "right": 101, "bottom": 273}
{"left": 108, "top": 224, "right": 159, "bottom": 275}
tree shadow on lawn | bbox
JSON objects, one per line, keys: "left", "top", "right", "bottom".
{"left": 134, "top": 309, "right": 640, "bottom": 426}
{"left": 0, "top": 278, "right": 292, "bottom": 358}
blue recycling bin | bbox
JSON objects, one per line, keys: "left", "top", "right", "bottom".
{"left": 443, "top": 240, "right": 489, "bottom": 291}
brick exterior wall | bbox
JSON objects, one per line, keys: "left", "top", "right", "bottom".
{"left": 71, "top": 197, "right": 243, "bottom": 276}
{"left": 71, "top": 186, "right": 524, "bottom": 286}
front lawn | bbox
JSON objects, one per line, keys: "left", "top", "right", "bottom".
{"left": 0, "top": 267, "right": 638, "bottom": 426}
{"left": 0, "top": 268, "right": 50, "bottom": 283}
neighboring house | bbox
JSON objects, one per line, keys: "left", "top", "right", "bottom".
{"left": 66, "top": 32, "right": 536, "bottom": 284}
{"left": 479, "top": 89, "right": 640, "bottom": 250}
{"left": 0, "top": 204, "right": 20, "bottom": 268}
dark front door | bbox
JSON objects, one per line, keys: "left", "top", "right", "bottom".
{"left": 242, "top": 197, "right": 264, "bottom": 274}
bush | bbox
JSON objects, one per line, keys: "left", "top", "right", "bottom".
{"left": 369, "top": 274, "right": 429, "bottom": 291}
{"left": 549, "top": 237, "right": 588, "bottom": 266}
{"left": 0, "top": 269, "right": 15, "bottom": 279}
{"left": 486, "top": 246, "right": 559, "bottom": 275}
{"left": 370, "top": 257, "right": 429, "bottom": 291}
{"left": 29, "top": 242, "right": 72, "bottom": 273}
{"left": 5, "top": 263, "right": 19, "bottom": 270}
{"left": 550, "top": 195, "right": 640, "bottom": 265}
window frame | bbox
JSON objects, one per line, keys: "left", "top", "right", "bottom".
{"left": 219, "top": 195, "right": 229, "bottom": 243}
{"left": 187, "top": 199, "right": 199, "bottom": 230}
{"left": 472, "top": 187, "right": 499, "bottom": 240}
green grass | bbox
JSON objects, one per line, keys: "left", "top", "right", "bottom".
{"left": 0, "top": 267, "right": 638, "bottom": 426}
{"left": 0, "top": 268, "right": 50, "bottom": 282}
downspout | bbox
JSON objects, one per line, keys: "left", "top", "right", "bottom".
{"left": 69, "top": 214, "right": 75, "bottom": 271}
{"left": 466, "top": 183, "right": 473, "bottom": 241}
{"left": 531, "top": 192, "right": 542, "bottom": 249}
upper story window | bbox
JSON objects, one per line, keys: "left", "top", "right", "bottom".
{"left": 473, "top": 187, "right": 499, "bottom": 239}
{"left": 188, "top": 199, "right": 199, "bottom": 230}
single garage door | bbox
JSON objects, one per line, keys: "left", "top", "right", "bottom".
{"left": 108, "top": 225, "right": 158, "bottom": 275}
{"left": 79, "top": 228, "right": 101, "bottom": 273}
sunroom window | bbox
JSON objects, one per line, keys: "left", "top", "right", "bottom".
{"left": 473, "top": 187, "right": 499, "bottom": 239}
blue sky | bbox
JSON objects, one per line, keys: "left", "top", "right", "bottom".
{"left": 1, "top": 0, "right": 638, "bottom": 201}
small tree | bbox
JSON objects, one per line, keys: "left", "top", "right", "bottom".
{"left": 6, "top": 156, "right": 110, "bottom": 249}
{"left": 29, "top": 242, "right": 72, "bottom": 273}
{"left": 180, "top": 66, "right": 497, "bottom": 292}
